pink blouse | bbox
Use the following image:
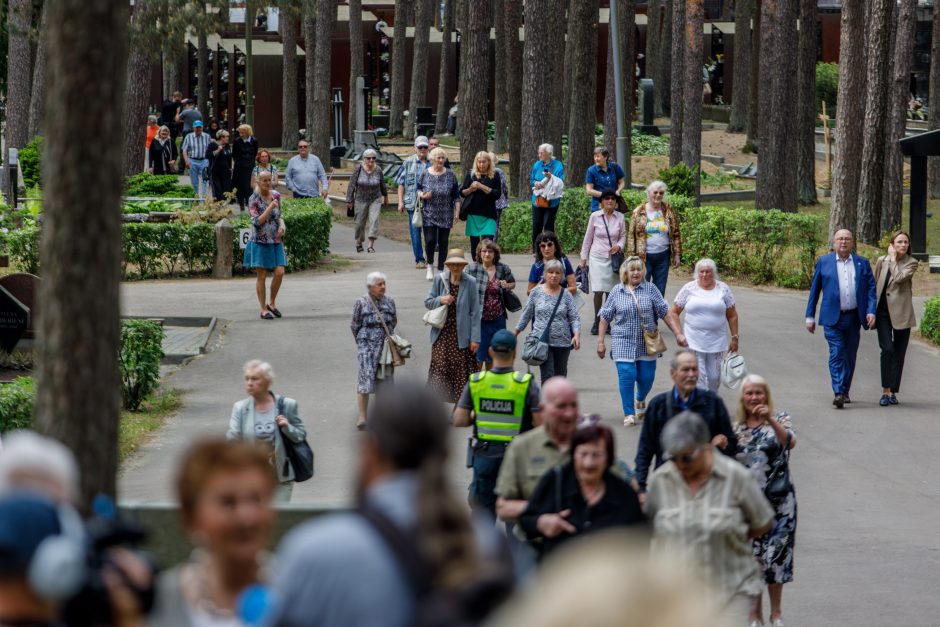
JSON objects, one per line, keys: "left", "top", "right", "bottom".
{"left": 580, "top": 210, "right": 626, "bottom": 260}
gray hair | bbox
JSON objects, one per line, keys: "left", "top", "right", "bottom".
{"left": 0, "top": 430, "right": 80, "bottom": 503}
{"left": 669, "top": 348, "right": 697, "bottom": 371}
{"left": 362, "top": 148, "right": 378, "bottom": 159}
{"left": 243, "top": 359, "right": 275, "bottom": 385}
{"left": 157, "top": 125, "right": 171, "bottom": 136}
{"left": 694, "top": 258, "right": 719, "bottom": 279}
{"left": 544, "top": 258, "right": 564, "bottom": 275}
{"left": 646, "top": 180, "right": 667, "bottom": 199}
{"left": 538, "top": 143, "right": 554, "bottom": 156}
{"left": 660, "top": 411, "right": 710, "bottom": 455}
{"left": 366, "top": 271, "right": 387, "bottom": 287}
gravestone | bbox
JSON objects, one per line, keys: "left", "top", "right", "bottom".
{"left": 0, "top": 273, "right": 39, "bottom": 340}
{"left": 0, "top": 286, "right": 29, "bottom": 353}
{"left": 636, "top": 79, "right": 661, "bottom": 136}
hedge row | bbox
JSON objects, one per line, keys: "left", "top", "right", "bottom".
{"left": 0, "top": 377, "right": 35, "bottom": 433}
{"left": 5, "top": 198, "right": 332, "bottom": 279}
{"left": 922, "top": 297, "right": 940, "bottom": 347}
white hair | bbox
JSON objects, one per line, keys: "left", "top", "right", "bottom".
{"left": 0, "top": 430, "right": 80, "bottom": 503}
{"left": 243, "top": 360, "right": 275, "bottom": 385}
{"left": 646, "top": 180, "right": 667, "bottom": 198}
{"left": 694, "top": 258, "right": 719, "bottom": 279}
{"left": 362, "top": 148, "right": 379, "bottom": 159}
{"left": 366, "top": 271, "right": 387, "bottom": 287}
{"left": 544, "top": 258, "right": 564, "bottom": 274}
{"left": 538, "top": 143, "right": 554, "bottom": 156}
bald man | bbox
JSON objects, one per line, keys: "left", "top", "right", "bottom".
{"left": 805, "top": 229, "right": 876, "bottom": 409}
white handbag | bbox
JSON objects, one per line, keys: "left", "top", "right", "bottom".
{"left": 422, "top": 304, "right": 448, "bottom": 329}
{"left": 411, "top": 207, "right": 423, "bottom": 227}
{"left": 721, "top": 352, "right": 748, "bottom": 389}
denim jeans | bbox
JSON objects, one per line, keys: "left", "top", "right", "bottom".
{"left": 188, "top": 158, "right": 209, "bottom": 199}
{"left": 469, "top": 444, "right": 505, "bottom": 519}
{"left": 645, "top": 249, "right": 671, "bottom": 297}
{"left": 615, "top": 360, "right": 657, "bottom": 416}
{"left": 406, "top": 209, "right": 425, "bottom": 263}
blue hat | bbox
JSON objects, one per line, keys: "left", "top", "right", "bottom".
{"left": 0, "top": 493, "right": 61, "bottom": 575}
{"left": 193, "top": 120, "right": 204, "bottom": 128}
{"left": 490, "top": 329, "right": 517, "bottom": 353}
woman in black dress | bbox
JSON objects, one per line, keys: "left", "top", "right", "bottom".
{"left": 148, "top": 126, "right": 178, "bottom": 175}
{"left": 232, "top": 123, "right": 259, "bottom": 209}
{"left": 207, "top": 129, "right": 234, "bottom": 202}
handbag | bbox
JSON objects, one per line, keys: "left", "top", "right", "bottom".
{"left": 534, "top": 194, "right": 550, "bottom": 209}
{"left": 411, "top": 206, "right": 423, "bottom": 227}
{"left": 575, "top": 265, "right": 590, "bottom": 294}
{"left": 521, "top": 290, "right": 564, "bottom": 366}
{"left": 276, "top": 396, "right": 314, "bottom": 482}
{"left": 369, "top": 297, "right": 410, "bottom": 367}
{"left": 502, "top": 288, "right": 523, "bottom": 313}
{"left": 765, "top": 432, "right": 792, "bottom": 505}
{"left": 423, "top": 304, "right": 448, "bottom": 329}
{"left": 459, "top": 194, "right": 471, "bottom": 221}
{"left": 346, "top": 203, "right": 355, "bottom": 218}
{"left": 601, "top": 213, "right": 625, "bottom": 273}
{"left": 628, "top": 284, "right": 667, "bottom": 355}
{"left": 721, "top": 351, "right": 748, "bottom": 389}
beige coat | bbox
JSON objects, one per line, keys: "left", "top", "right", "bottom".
{"left": 627, "top": 202, "right": 682, "bottom": 260}
{"left": 874, "top": 255, "right": 918, "bottom": 329}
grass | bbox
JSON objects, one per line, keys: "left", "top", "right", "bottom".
{"left": 119, "top": 388, "right": 181, "bottom": 461}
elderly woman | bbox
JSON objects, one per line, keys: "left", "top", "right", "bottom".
{"left": 519, "top": 423, "right": 644, "bottom": 558}
{"left": 460, "top": 151, "right": 502, "bottom": 259}
{"left": 584, "top": 147, "right": 625, "bottom": 212}
{"left": 598, "top": 256, "right": 687, "bottom": 426}
{"left": 646, "top": 411, "right": 774, "bottom": 624}
{"left": 245, "top": 171, "right": 287, "bottom": 319}
{"left": 419, "top": 146, "right": 461, "bottom": 277}
{"left": 346, "top": 148, "right": 388, "bottom": 253}
{"left": 670, "top": 258, "right": 739, "bottom": 392}
{"left": 734, "top": 374, "right": 797, "bottom": 627}
{"left": 351, "top": 271, "right": 398, "bottom": 429}
{"left": 515, "top": 258, "right": 582, "bottom": 383}
{"left": 466, "top": 239, "right": 517, "bottom": 369}
{"left": 580, "top": 189, "right": 626, "bottom": 335}
{"left": 426, "top": 248, "right": 480, "bottom": 402}
{"left": 874, "top": 230, "right": 919, "bottom": 406}
{"left": 529, "top": 143, "right": 565, "bottom": 251}
{"left": 206, "top": 129, "right": 233, "bottom": 202}
{"left": 528, "top": 231, "right": 577, "bottom": 295}
{"left": 251, "top": 148, "right": 279, "bottom": 189}
{"left": 627, "top": 180, "right": 682, "bottom": 296}
{"left": 149, "top": 438, "right": 277, "bottom": 626}
{"left": 226, "top": 360, "right": 307, "bottom": 502}
{"left": 232, "top": 123, "right": 258, "bottom": 209}
{"left": 148, "top": 125, "right": 177, "bottom": 175}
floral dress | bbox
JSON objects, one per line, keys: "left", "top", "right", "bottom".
{"left": 427, "top": 282, "right": 478, "bottom": 402}
{"left": 734, "top": 412, "right": 797, "bottom": 584}
{"left": 351, "top": 295, "right": 397, "bottom": 394}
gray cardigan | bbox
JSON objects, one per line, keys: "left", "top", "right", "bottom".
{"left": 425, "top": 270, "right": 481, "bottom": 348}
{"left": 227, "top": 393, "right": 307, "bottom": 483}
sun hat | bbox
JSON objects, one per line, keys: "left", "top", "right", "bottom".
{"left": 444, "top": 248, "right": 469, "bottom": 265}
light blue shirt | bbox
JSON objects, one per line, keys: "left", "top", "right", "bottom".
{"left": 836, "top": 254, "right": 857, "bottom": 311}
{"left": 285, "top": 154, "right": 328, "bottom": 197}
{"left": 395, "top": 154, "right": 429, "bottom": 210}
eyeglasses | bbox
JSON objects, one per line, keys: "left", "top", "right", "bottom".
{"left": 652, "top": 191, "right": 665, "bottom": 196}
{"left": 365, "top": 157, "right": 376, "bottom": 161}
{"left": 539, "top": 242, "right": 555, "bottom": 248}
{"left": 417, "top": 146, "right": 429, "bottom": 150}
{"left": 298, "top": 145, "right": 309, "bottom": 149}
{"left": 672, "top": 446, "right": 704, "bottom": 465}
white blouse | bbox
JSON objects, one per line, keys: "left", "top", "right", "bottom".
{"left": 674, "top": 280, "right": 736, "bottom": 353}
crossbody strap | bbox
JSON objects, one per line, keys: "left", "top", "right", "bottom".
{"left": 540, "top": 290, "right": 565, "bottom": 342}
{"left": 359, "top": 504, "right": 431, "bottom": 597}
{"left": 368, "top": 297, "right": 393, "bottom": 339}
{"left": 627, "top": 284, "right": 653, "bottom": 333}
{"left": 601, "top": 213, "right": 615, "bottom": 248}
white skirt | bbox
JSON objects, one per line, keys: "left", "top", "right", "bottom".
{"left": 588, "top": 255, "right": 616, "bottom": 293}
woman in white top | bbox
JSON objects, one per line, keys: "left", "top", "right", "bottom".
{"left": 670, "top": 258, "right": 739, "bottom": 392}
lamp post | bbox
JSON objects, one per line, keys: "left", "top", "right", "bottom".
{"left": 609, "top": 0, "right": 629, "bottom": 180}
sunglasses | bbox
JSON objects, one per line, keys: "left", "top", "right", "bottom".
{"left": 298, "top": 145, "right": 309, "bottom": 149}
{"left": 539, "top": 242, "right": 555, "bottom": 248}
{"left": 365, "top": 157, "right": 376, "bottom": 161}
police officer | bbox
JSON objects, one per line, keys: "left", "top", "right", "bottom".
{"left": 453, "top": 329, "right": 541, "bottom": 518}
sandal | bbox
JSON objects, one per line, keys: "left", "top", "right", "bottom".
{"left": 356, "top": 420, "right": 367, "bottom": 431}
{"left": 367, "top": 246, "right": 375, "bottom": 253}
{"left": 267, "top": 305, "right": 282, "bottom": 318}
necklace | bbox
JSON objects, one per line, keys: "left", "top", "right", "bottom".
{"left": 180, "top": 548, "right": 271, "bottom": 618}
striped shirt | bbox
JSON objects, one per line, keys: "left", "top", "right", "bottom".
{"left": 646, "top": 453, "right": 774, "bottom": 605}
{"left": 181, "top": 132, "right": 210, "bottom": 160}
{"left": 600, "top": 282, "right": 668, "bottom": 361}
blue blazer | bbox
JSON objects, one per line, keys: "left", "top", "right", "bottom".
{"left": 805, "top": 253, "right": 877, "bottom": 327}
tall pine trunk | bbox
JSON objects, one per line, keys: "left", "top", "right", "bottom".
{"left": 661, "top": 0, "right": 673, "bottom": 115}
{"left": 565, "top": 0, "right": 599, "bottom": 187}
{"left": 282, "top": 15, "right": 300, "bottom": 148}
{"left": 547, "top": 0, "right": 568, "bottom": 154}
{"left": 646, "top": 0, "right": 664, "bottom": 117}
{"left": 727, "top": 0, "right": 751, "bottom": 132}
{"left": 162, "top": 46, "right": 183, "bottom": 97}
{"left": 459, "top": 0, "right": 492, "bottom": 173}
{"left": 682, "top": 0, "right": 704, "bottom": 197}
{"left": 622, "top": 0, "right": 636, "bottom": 185}
{"left": 928, "top": 5, "right": 940, "bottom": 198}
{"left": 35, "top": 0, "right": 129, "bottom": 510}
{"left": 856, "top": 0, "right": 894, "bottom": 244}
{"left": 605, "top": 36, "right": 617, "bottom": 157}
{"left": 795, "top": 0, "right": 818, "bottom": 205}
{"left": 829, "top": 0, "right": 865, "bottom": 241}
{"left": 668, "top": 0, "right": 686, "bottom": 166}
{"left": 493, "top": 0, "right": 508, "bottom": 152}
{"left": 744, "top": 0, "right": 761, "bottom": 151}
{"left": 303, "top": 9, "right": 316, "bottom": 141}
{"left": 27, "top": 7, "right": 48, "bottom": 139}
{"left": 521, "top": 0, "right": 554, "bottom": 194}
{"left": 755, "top": 0, "right": 797, "bottom": 212}
{"left": 122, "top": 0, "right": 152, "bottom": 178}
{"left": 405, "top": 0, "right": 433, "bottom": 140}
{"left": 504, "top": 0, "right": 524, "bottom": 196}
{"left": 882, "top": 0, "right": 917, "bottom": 232}
{"left": 6, "top": 0, "right": 33, "bottom": 154}
{"left": 310, "top": 0, "right": 336, "bottom": 163}
{"left": 347, "top": 0, "right": 363, "bottom": 137}
{"left": 389, "top": 0, "right": 407, "bottom": 136}
{"left": 435, "top": 0, "right": 455, "bottom": 136}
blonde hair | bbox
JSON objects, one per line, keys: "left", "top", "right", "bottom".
{"left": 429, "top": 147, "right": 447, "bottom": 163}
{"left": 471, "top": 151, "right": 494, "bottom": 178}
{"left": 238, "top": 124, "right": 253, "bottom": 136}
{"left": 253, "top": 170, "right": 274, "bottom": 194}
{"left": 619, "top": 256, "right": 646, "bottom": 283}
{"left": 734, "top": 374, "right": 775, "bottom": 426}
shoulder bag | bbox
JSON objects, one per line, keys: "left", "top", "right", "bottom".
{"left": 522, "top": 290, "right": 565, "bottom": 366}
{"left": 276, "top": 395, "right": 315, "bottom": 482}
{"left": 628, "top": 284, "right": 667, "bottom": 355}
{"left": 601, "top": 213, "right": 625, "bottom": 272}
{"left": 423, "top": 280, "right": 449, "bottom": 330}
{"left": 721, "top": 351, "right": 748, "bottom": 389}
{"left": 346, "top": 165, "right": 361, "bottom": 217}
{"left": 500, "top": 266, "right": 522, "bottom": 312}
{"left": 370, "top": 297, "right": 410, "bottom": 367}
{"left": 765, "top": 431, "right": 792, "bottom": 505}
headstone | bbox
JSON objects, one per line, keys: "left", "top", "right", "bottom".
{"left": 214, "top": 219, "right": 234, "bottom": 279}
{"left": 0, "top": 286, "right": 29, "bottom": 353}
{"left": 0, "top": 273, "right": 39, "bottom": 340}
{"left": 637, "top": 79, "right": 661, "bottom": 136}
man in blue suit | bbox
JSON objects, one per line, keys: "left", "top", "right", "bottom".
{"left": 805, "top": 229, "right": 877, "bottom": 408}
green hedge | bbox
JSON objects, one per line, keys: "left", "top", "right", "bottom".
{"left": 124, "top": 172, "right": 196, "bottom": 198}
{"left": 232, "top": 198, "right": 333, "bottom": 273}
{"left": 921, "top": 297, "right": 940, "bottom": 346}
{"left": 19, "top": 137, "right": 42, "bottom": 189}
{"left": 0, "top": 377, "right": 35, "bottom": 432}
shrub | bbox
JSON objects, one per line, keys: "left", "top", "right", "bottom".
{"left": 631, "top": 130, "right": 670, "bottom": 156}
{"left": 816, "top": 62, "right": 839, "bottom": 114}
{"left": 658, "top": 163, "right": 698, "bottom": 199}
{"left": 119, "top": 320, "right": 165, "bottom": 411}
{"left": 124, "top": 172, "right": 196, "bottom": 198}
{"left": 921, "top": 297, "right": 940, "bottom": 346}
{"left": 0, "top": 377, "right": 35, "bottom": 432}
{"left": 19, "top": 136, "right": 43, "bottom": 189}
{"left": 6, "top": 220, "right": 41, "bottom": 274}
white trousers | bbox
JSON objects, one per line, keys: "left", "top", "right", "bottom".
{"left": 694, "top": 350, "right": 725, "bottom": 392}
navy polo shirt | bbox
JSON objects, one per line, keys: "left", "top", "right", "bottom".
{"left": 585, "top": 162, "right": 625, "bottom": 211}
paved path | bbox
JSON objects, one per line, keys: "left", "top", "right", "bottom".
{"left": 119, "top": 221, "right": 940, "bottom": 626}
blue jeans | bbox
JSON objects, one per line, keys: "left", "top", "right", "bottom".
{"left": 823, "top": 309, "right": 862, "bottom": 395}
{"left": 406, "top": 209, "right": 425, "bottom": 263}
{"left": 188, "top": 159, "right": 209, "bottom": 199}
{"left": 478, "top": 314, "right": 507, "bottom": 362}
{"left": 615, "top": 360, "right": 657, "bottom": 416}
{"left": 469, "top": 444, "right": 505, "bottom": 519}
{"left": 645, "top": 249, "right": 671, "bottom": 297}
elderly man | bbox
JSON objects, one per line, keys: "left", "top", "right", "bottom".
{"left": 529, "top": 143, "right": 565, "bottom": 253}
{"left": 396, "top": 135, "right": 430, "bottom": 268}
{"left": 285, "top": 140, "right": 329, "bottom": 200}
{"left": 805, "top": 228, "right": 877, "bottom": 409}
{"left": 634, "top": 349, "right": 737, "bottom": 498}
{"left": 180, "top": 119, "right": 210, "bottom": 199}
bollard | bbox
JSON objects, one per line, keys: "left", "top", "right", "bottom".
{"left": 213, "top": 218, "right": 234, "bottom": 279}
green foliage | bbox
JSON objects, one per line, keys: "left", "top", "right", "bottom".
{"left": 658, "top": 163, "right": 698, "bottom": 199}
{"left": 19, "top": 136, "right": 43, "bottom": 189}
{"left": 124, "top": 172, "right": 196, "bottom": 198}
{"left": 816, "top": 62, "right": 839, "bottom": 114}
{"left": 0, "top": 377, "right": 35, "bottom": 432}
{"left": 119, "top": 320, "right": 165, "bottom": 411}
{"left": 5, "top": 219, "right": 40, "bottom": 273}
{"left": 122, "top": 221, "right": 217, "bottom": 278}
{"left": 232, "top": 198, "right": 333, "bottom": 272}
{"left": 631, "top": 130, "right": 670, "bottom": 156}
{"left": 921, "top": 297, "right": 940, "bottom": 347}
{"left": 122, "top": 199, "right": 193, "bottom": 214}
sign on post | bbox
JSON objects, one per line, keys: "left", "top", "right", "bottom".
{"left": 239, "top": 228, "right": 252, "bottom": 249}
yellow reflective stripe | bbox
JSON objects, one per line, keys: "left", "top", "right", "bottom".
{"left": 476, "top": 419, "right": 522, "bottom": 430}
{"left": 477, "top": 434, "right": 514, "bottom": 442}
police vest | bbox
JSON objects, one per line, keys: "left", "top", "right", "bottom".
{"left": 469, "top": 370, "right": 533, "bottom": 443}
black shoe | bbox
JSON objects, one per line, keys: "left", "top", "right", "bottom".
{"left": 591, "top": 319, "right": 599, "bottom": 335}
{"left": 833, "top": 394, "right": 844, "bottom": 409}
{"left": 843, "top": 394, "right": 852, "bottom": 404}
{"left": 879, "top": 394, "right": 891, "bottom": 407}
{"left": 889, "top": 394, "right": 899, "bottom": 405}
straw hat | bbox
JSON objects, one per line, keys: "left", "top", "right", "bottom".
{"left": 444, "top": 248, "right": 469, "bottom": 265}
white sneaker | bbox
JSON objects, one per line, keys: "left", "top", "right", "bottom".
{"left": 623, "top": 415, "right": 636, "bottom": 427}
{"left": 426, "top": 267, "right": 434, "bottom": 281}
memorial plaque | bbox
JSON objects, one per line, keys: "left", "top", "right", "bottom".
{"left": 0, "top": 285, "right": 29, "bottom": 353}
{"left": 0, "top": 273, "right": 39, "bottom": 339}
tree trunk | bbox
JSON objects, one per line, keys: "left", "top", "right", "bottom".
{"left": 6, "top": 0, "right": 33, "bottom": 153}
{"left": 661, "top": 0, "right": 673, "bottom": 115}
{"left": 560, "top": 0, "right": 574, "bottom": 150}
{"left": 35, "top": 0, "right": 129, "bottom": 511}
{"left": 547, "top": 0, "right": 568, "bottom": 154}
{"left": 405, "top": 0, "right": 433, "bottom": 140}
{"left": 929, "top": 5, "right": 940, "bottom": 197}
{"left": 829, "top": 0, "right": 865, "bottom": 242}
{"left": 521, "top": 0, "right": 555, "bottom": 193}
{"left": 347, "top": 0, "right": 362, "bottom": 138}
{"left": 303, "top": 9, "right": 316, "bottom": 142}
{"left": 282, "top": 15, "right": 299, "bottom": 149}
{"left": 856, "top": 0, "right": 894, "bottom": 244}
{"left": 459, "top": 0, "right": 492, "bottom": 173}
{"left": 309, "top": 0, "right": 336, "bottom": 163}
{"left": 605, "top": 38, "right": 617, "bottom": 157}
{"left": 504, "top": 0, "right": 524, "bottom": 196}
{"left": 646, "top": 0, "right": 664, "bottom": 117}
{"left": 744, "top": 0, "right": 761, "bottom": 152}
{"left": 122, "top": 0, "right": 152, "bottom": 178}
{"left": 682, "top": 0, "right": 704, "bottom": 193}
{"left": 435, "top": 0, "right": 456, "bottom": 136}
{"left": 882, "top": 0, "right": 917, "bottom": 233}
{"left": 668, "top": 0, "right": 686, "bottom": 166}
{"left": 27, "top": 6, "right": 48, "bottom": 139}
{"left": 162, "top": 47, "right": 183, "bottom": 97}
{"left": 727, "top": 0, "right": 751, "bottom": 132}
{"left": 622, "top": 0, "right": 636, "bottom": 185}
{"left": 197, "top": 31, "right": 209, "bottom": 116}
{"left": 795, "top": 0, "right": 818, "bottom": 205}
{"left": 755, "top": 0, "right": 798, "bottom": 212}
{"left": 565, "top": 0, "right": 599, "bottom": 188}
{"left": 389, "top": 0, "right": 407, "bottom": 136}
{"left": 493, "top": 0, "right": 508, "bottom": 152}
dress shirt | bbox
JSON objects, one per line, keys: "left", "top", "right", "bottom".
{"left": 285, "top": 154, "right": 328, "bottom": 197}
{"left": 837, "top": 254, "right": 857, "bottom": 311}
{"left": 181, "top": 132, "right": 210, "bottom": 160}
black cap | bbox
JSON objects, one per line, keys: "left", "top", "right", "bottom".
{"left": 600, "top": 188, "right": 619, "bottom": 201}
